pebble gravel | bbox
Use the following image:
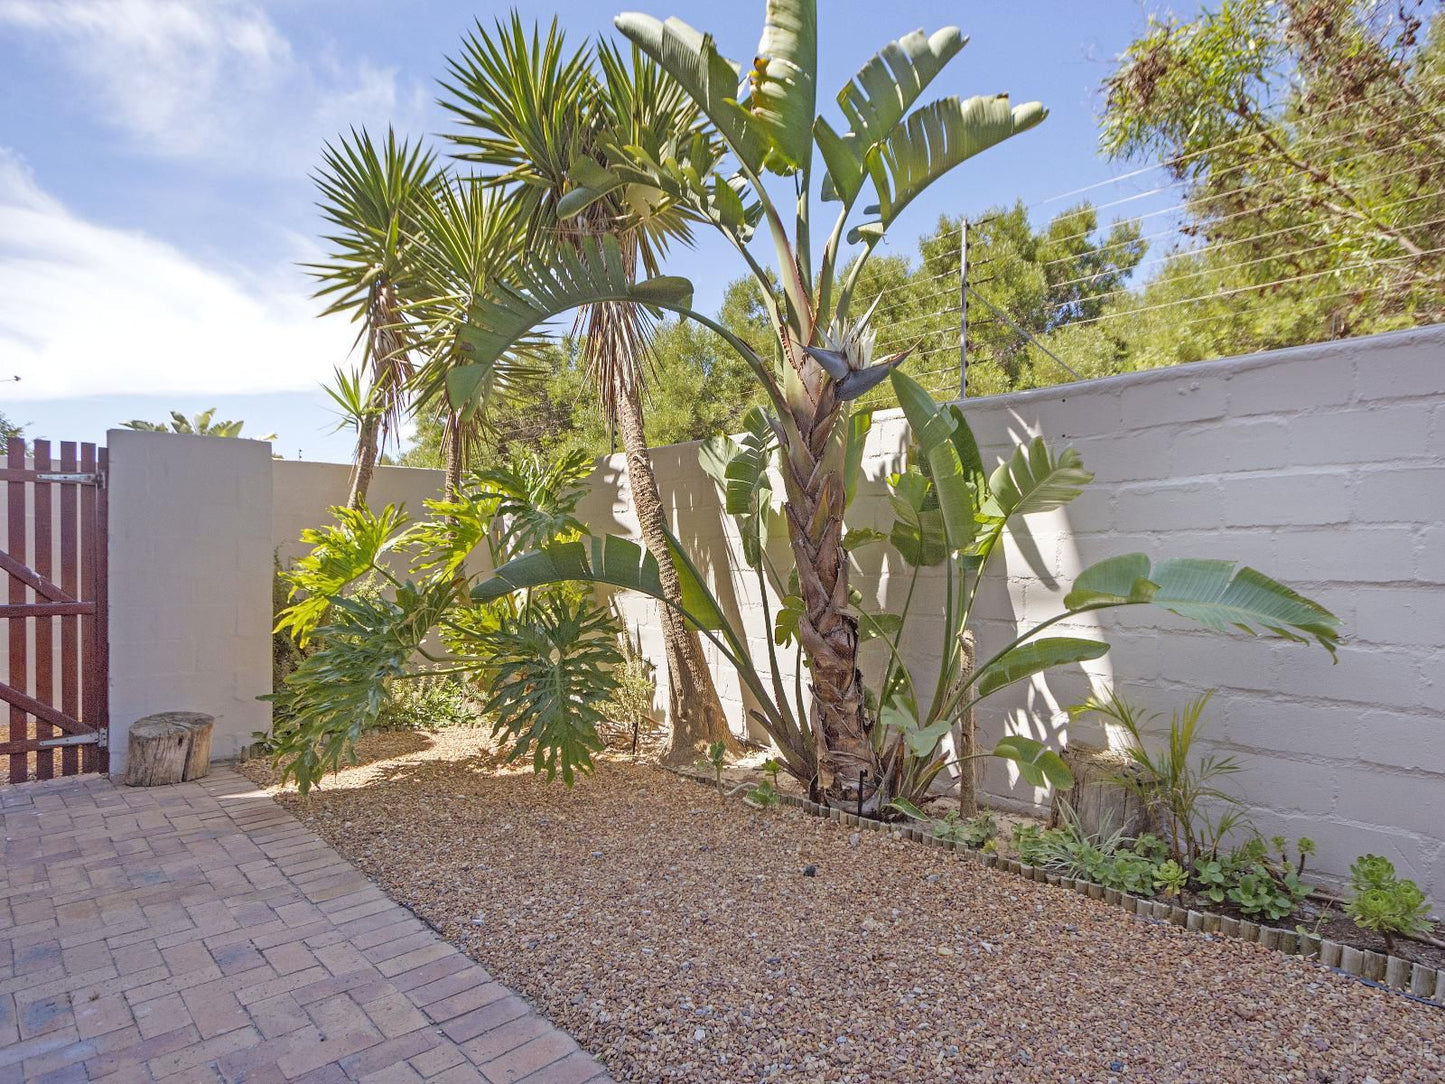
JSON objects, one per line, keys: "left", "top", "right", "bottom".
{"left": 239, "top": 729, "right": 1443, "bottom": 1084}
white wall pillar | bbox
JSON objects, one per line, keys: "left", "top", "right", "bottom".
{"left": 106, "top": 430, "right": 274, "bottom": 776}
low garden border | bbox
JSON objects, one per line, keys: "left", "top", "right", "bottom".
{"left": 667, "top": 768, "right": 1445, "bottom": 1009}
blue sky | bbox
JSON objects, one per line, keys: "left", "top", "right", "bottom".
{"left": 0, "top": 1, "right": 1182, "bottom": 462}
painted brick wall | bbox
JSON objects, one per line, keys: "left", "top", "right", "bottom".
{"left": 577, "top": 325, "right": 1445, "bottom": 899}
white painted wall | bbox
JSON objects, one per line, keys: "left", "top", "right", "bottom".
{"left": 107, "top": 430, "right": 275, "bottom": 775}
{"left": 579, "top": 326, "right": 1445, "bottom": 898}
{"left": 100, "top": 325, "right": 1443, "bottom": 898}
{"left": 107, "top": 437, "right": 448, "bottom": 777}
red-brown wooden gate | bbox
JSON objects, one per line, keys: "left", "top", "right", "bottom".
{"left": 0, "top": 437, "right": 109, "bottom": 781}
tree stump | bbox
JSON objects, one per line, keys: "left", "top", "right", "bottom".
{"left": 1049, "top": 741, "right": 1146, "bottom": 838}
{"left": 126, "top": 712, "right": 215, "bottom": 787}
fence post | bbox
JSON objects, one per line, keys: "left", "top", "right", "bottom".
{"left": 958, "top": 217, "right": 968, "bottom": 399}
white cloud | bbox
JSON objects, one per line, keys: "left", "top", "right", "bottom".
{"left": 0, "top": 0, "right": 422, "bottom": 171}
{"left": 0, "top": 150, "right": 353, "bottom": 399}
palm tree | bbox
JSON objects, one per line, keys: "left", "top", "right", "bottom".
{"left": 449, "top": 2, "right": 1048, "bottom": 800}
{"left": 307, "top": 127, "right": 437, "bottom": 508}
{"left": 436, "top": 16, "right": 738, "bottom": 764}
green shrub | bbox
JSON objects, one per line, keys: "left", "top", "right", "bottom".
{"left": 379, "top": 675, "right": 477, "bottom": 731}
{"left": 603, "top": 630, "right": 658, "bottom": 753}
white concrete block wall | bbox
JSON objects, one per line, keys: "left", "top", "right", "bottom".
{"left": 578, "top": 326, "right": 1445, "bottom": 899}
{"left": 100, "top": 327, "right": 1443, "bottom": 898}
{"left": 107, "top": 431, "right": 276, "bottom": 774}
{"left": 107, "top": 444, "right": 451, "bottom": 775}
{"left": 271, "top": 460, "right": 449, "bottom": 568}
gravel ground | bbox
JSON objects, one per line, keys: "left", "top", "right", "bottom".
{"left": 238, "top": 729, "right": 1443, "bottom": 1084}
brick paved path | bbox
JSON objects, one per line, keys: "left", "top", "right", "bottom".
{"left": 0, "top": 768, "right": 613, "bottom": 1084}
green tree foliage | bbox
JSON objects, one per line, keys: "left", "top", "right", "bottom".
{"left": 0, "top": 410, "right": 21, "bottom": 443}
{"left": 1101, "top": 0, "right": 1445, "bottom": 337}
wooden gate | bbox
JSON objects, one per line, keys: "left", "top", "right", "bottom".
{"left": 1, "top": 437, "right": 109, "bottom": 781}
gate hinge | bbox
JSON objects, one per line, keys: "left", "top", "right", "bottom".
{"left": 36, "top": 472, "right": 103, "bottom": 487}
{"left": 37, "top": 733, "right": 100, "bottom": 748}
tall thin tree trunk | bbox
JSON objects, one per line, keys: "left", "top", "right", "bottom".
{"left": 957, "top": 630, "right": 978, "bottom": 817}
{"left": 443, "top": 410, "right": 464, "bottom": 499}
{"left": 613, "top": 381, "right": 737, "bottom": 765}
{"left": 348, "top": 415, "right": 380, "bottom": 509}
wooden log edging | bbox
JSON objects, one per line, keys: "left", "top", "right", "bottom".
{"left": 658, "top": 765, "right": 1445, "bottom": 1007}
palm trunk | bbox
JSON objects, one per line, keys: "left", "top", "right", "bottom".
{"left": 614, "top": 380, "right": 737, "bottom": 765}
{"left": 780, "top": 350, "right": 873, "bottom": 803}
{"left": 348, "top": 415, "right": 380, "bottom": 509}
{"left": 443, "top": 410, "right": 464, "bottom": 499}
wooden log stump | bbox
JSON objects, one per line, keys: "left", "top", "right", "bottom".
{"left": 126, "top": 712, "right": 215, "bottom": 787}
{"left": 1049, "top": 741, "right": 1147, "bottom": 838}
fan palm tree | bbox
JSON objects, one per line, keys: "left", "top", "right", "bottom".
{"left": 307, "top": 127, "right": 437, "bottom": 508}
{"left": 436, "top": 15, "right": 738, "bottom": 764}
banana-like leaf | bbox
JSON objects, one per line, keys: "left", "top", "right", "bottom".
{"left": 843, "top": 407, "right": 873, "bottom": 507}
{"left": 889, "top": 368, "right": 978, "bottom": 553}
{"left": 992, "top": 735, "right": 1073, "bottom": 790}
{"left": 750, "top": 1, "right": 817, "bottom": 172}
{"left": 986, "top": 437, "right": 1093, "bottom": 519}
{"left": 857, "top": 611, "right": 903, "bottom": 643}
{"left": 562, "top": 133, "right": 761, "bottom": 246}
{"left": 887, "top": 470, "right": 947, "bottom": 567}
{"left": 815, "top": 27, "right": 967, "bottom": 204}
{"left": 699, "top": 407, "right": 777, "bottom": 569}
{"left": 842, "top": 527, "right": 887, "bottom": 551}
{"left": 876, "top": 695, "right": 950, "bottom": 757}
{"left": 944, "top": 404, "right": 988, "bottom": 508}
{"left": 975, "top": 637, "right": 1111, "bottom": 699}
{"left": 451, "top": 234, "right": 693, "bottom": 415}
{"left": 614, "top": 14, "right": 768, "bottom": 174}
{"left": 472, "top": 534, "right": 729, "bottom": 633}
{"left": 888, "top": 797, "right": 930, "bottom": 822}
{"left": 850, "top": 95, "right": 1046, "bottom": 243}
{"left": 1063, "top": 554, "right": 1341, "bottom": 658}
{"left": 1061, "top": 553, "right": 1158, "bottom": 607}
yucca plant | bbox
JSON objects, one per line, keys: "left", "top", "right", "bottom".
{"left": 1072, "top": 689, "right": 1246, "bottom": 865}
{"left": 307, "top": 127, "right": 438, "bottom": 508}
{"left": 436, "top": 16, "right": 736, "bottom": 766}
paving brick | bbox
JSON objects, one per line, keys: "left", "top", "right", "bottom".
{"left": 477, "top": 1031, "right": 577, "bottom": 1083}
{"left": 339, "top": 1028, "right": 443, "bottom": 1078}
{"left": 422, "top": 983, "right": 510, "bottom": 1025}
{"left": 362, "top": 993, "right": 430, "bottom": 1039}
{"left": 458, "top": 1016, "right": 552, "bottom": 1069}
{"left": 442, "top": 997, "right": 532, "bottom": 1045}
{"left": 0, "top": 770, "right": 610, "bottom": 1084}
{"left": 517, "top": 1050, "right": 610, "bottom": 1084}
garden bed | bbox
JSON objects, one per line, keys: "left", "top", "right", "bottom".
{"left": 239, "top": 729, "right": 1442, "bottom": 1084}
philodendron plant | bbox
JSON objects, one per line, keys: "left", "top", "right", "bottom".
{"left": 446, "top": 1, "right": 1341, "bottom": 805}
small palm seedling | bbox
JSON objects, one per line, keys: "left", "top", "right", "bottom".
{"left": 702, "top": 740, "right": 727, "bottom": 794}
